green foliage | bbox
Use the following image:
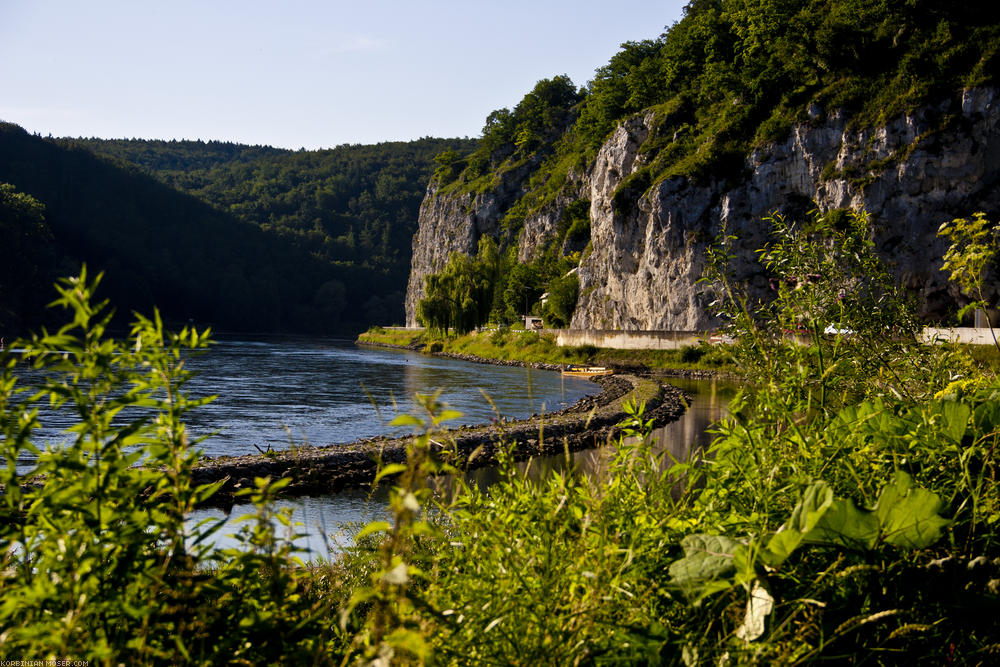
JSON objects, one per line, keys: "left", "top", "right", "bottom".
{"left": 416, "top": 237, "right": 503, "bottom": 334}
{"left": 431, "top": 148, "right": 466, "bottom": 186}
{"left": 0, "top": 126, "right": 476, "bottom": 335}
{"left": 0, "top": 183, "right": 55, "bottom": 331}
{"left": 654, "top": 209, "right": 1000, "bottom": 661}
{"left": 0, "top": 270, "right": 343, "bottom": 662}
{"left": 361, "top": 326, "right": 738, "bottom": 372}
{"left": 542, "top": 271, "right": 580, "bottom": 328}
{"left": 443, "top": 0, "right": 999, "bottom": 298}
{"left": 704, "top": 208, "right": 948, "bottom": 408}
{"left": 10, "top": 252, "right": 1000, "bottom": 662}
{"left": 467, "top": 75, "right": 583, "bottom": 175}
{"left": 938, "top": 212, "right": 1000, "bottom": 346}
{"left": 340, "top": 393, "right": 460, "bottom": 663}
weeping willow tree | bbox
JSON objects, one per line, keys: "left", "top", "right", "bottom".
{"left": 416, "top": 238, "right": 503, "bottom": 334}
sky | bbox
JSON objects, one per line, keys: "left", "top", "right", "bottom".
{"left": 0, "top": 0, "right": 688, "bottom": 150}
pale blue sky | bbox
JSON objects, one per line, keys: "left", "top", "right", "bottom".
{"left": 0, "top": 1, "right": 687, "bottom": 149}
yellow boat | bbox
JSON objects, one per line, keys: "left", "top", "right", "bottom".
{"left": 562, "top": 365, "right": 614, "bottom": 377}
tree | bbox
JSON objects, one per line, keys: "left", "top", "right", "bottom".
{"left": 543, "top": 272, "right": 579, "bottom": 328}
{"left": 938, "top": 212, "right": 1000, "bottom": 351}
{"left": 0, "top": 183, "right": 53, "bottom": 330}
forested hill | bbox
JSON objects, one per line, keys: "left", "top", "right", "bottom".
{"left": 69, "top": 137, "right": 476, "bottom": 283}
{"left": 406, "top": 0, "right": 1000, "bottom": 331}
{"left": 0, "top": 126, "right": 474, "bottom": 335}
{"left": 64, "top": 138, "right": 289, "bottom": 173}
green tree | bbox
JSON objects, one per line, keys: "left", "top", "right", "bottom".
{"left": 416, "top": 238, "right": 505, "bottom": 334}
{"left": 938, "top": 211, "right": 1000, "bottom": 350}
{"left": 543, "top": 271, "right": 579, "bottom": 328}
{"left": 0, "top": 183, "right": 53, "bottom": 330}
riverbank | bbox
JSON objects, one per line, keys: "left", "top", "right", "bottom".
{"left": 191, "top": 371, "right": 688, "bottom": 507}
{"left": 357, "top": 326, "right": 737, "bottom": 375}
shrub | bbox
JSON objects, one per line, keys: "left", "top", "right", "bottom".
{"left": 0, "top": 269, "right": 341, "bottom": 663}
{"left": 679, "top": 344, "right": 707, "bottom": 364}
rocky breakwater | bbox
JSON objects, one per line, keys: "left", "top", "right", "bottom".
{"left": 190, "top": 374, "right": 688, "bottom": 507}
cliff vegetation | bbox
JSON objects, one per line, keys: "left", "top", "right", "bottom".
{"left": 412, "top": 0, "right": 1000, "bottom": 330}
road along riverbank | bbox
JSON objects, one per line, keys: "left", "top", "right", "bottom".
{"left": 191, "top": 371, "right": 688, "bottom": 507}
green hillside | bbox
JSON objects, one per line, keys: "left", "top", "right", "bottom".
{"left": 0, "top": 127, "right": 474, "bottom": 335}
{"left": 451, "top": 0, "right": 998, "bottom": 197}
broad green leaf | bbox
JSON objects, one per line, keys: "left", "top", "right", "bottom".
{"left": 935, "top": 400, "right": 971, "bottom": 443}
{"left": 874, "top": 472, "right": 949, "bottom": 549}
{"left": 762, "top": 481, "right": 833, "bottom": 567}
{"left": 973, "top": 400, "right": 1000, "bottom": 433}
{"left": 355, "top": 520, "right": 392, "bottom": 540}
{"left": 389, "top": 414, "right": 425, "bottom": 427}
{"left": 669, "top": 534, "right": 741, "bottom": 595}
{"left": 805, "top": 497, "right": 880, "bottom": 550}
{"left": 374, "top": 463, "right": 408, "bottom": 483}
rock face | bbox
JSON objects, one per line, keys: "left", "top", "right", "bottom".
{"left": 406, "top": 88, "right": 1000, "bottom": 329}
{"left": 404, "top": 163, "right": 532, "bottom": 325}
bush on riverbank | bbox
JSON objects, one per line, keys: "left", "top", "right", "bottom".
{"left": 339, "top": 211, "right": 1000, "bottom": 663}
{"left": 0, "top": 270, "right": 345, "bottom": 663}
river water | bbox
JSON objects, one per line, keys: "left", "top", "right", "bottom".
{"left": 185, "top": 353, "right": 736, "bottom": 562}
{"left": 7, "top": 336, "right": 734, "bottom": 560}
{"left": 17, "top": 337, "right": 598, "bottom": 462}
{"left": 182, "top": 338, "right": 600, "bottom": 457}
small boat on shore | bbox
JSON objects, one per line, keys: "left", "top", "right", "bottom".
{"left": 562, "top": 365, "right": 614, "bottom": 377}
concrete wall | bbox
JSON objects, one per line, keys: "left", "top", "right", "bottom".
{"left": 381, "top": 325, "right": 999, "bottom": 348}
{"left": 922, "top": 328, "right": 999, "bottom": 345}
{"left": 554, "top": 329, "right": 707, "bottom": 350}
{"left": 558, "top": 327, "right": 1000, "bottom": 349}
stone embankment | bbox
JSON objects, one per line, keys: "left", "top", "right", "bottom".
{"left": 191, "top": 372, "right": 688, "bottom": 507}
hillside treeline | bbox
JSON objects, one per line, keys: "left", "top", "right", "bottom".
{"left": 0, "top": 125, "right": 474, "bottom": 335}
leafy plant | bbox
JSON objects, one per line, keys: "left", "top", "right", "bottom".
{"left": 339, "top": 392, "right": 461, "bottom": 664}
{"left": 0, "top": 269, "right": 340, "bottom": 663}
{"left": 939, "top": 211, "right": 1000, "bottom": 350}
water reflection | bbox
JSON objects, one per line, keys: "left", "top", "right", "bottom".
{"left": 187, "top": 487, "right": 391, "bottom": 562}
{"left": 462, "top": 376, "right": 734, "bottom": 488}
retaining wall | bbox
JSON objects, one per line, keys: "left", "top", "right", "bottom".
{"left": 555, "top": 329, "right": 707, "bottom": 350}
{"left": 922, "top": 328, "right": 999, "bottom": 345}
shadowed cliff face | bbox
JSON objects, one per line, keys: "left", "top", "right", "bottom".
{"left": 406, "top": 87, "right": 1000, "bottom": 330}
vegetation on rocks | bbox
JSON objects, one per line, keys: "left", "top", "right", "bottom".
{"left": 415, "top": 0, "right": 999, "bottom": 329}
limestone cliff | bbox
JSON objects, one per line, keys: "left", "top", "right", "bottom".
{"left": 404, "top": 162, "right": 534, "bottom": 325}
{"left": 405, "top": 88, "right": 999, "bottom": 330}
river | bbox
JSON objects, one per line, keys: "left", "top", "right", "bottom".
{"left": 17, "top": 337, "right": 599, "bottom": 463}
{"left": 183, "top": 337, "right": 601, "bottom": 457}
{"left": 185, "top": 353, "right": 736, "bottom": 562}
